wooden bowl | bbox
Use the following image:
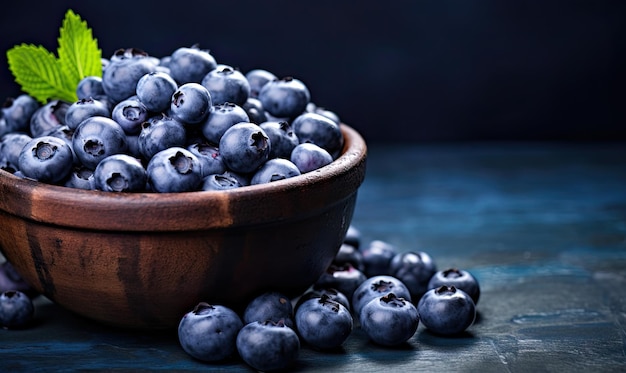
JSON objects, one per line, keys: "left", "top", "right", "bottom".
{"left": 0, "top": 124, "right": 367, "bottom": 329}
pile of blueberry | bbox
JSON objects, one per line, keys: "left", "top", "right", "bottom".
{"left": 0, "top": 46, "right": 343, "bottom": 192}
{"left": 177, "top": 225, "right": 480, "bottom": 371}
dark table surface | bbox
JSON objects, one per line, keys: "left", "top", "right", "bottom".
{"left": 1, "top": 142, "right": 625, "bottom": 372}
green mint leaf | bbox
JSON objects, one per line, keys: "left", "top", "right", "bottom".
{"left": 57, "top": 9, "right": 102, "bottom": 92}
{"left": 5, "top": 9, "right": 101, "bottom": 104}
{"left": 6, "top": 44, "right": 74, "bottom": 104}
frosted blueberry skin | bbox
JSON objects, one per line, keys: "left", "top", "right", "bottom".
{"left": 333, "top": 243, "right": 365, "bottom": 272}
{"left": 295, "top": 294, "right": 353, "bottom": 350}
{"left": 138, "top": 114, "right": 187, "bottom": 161}
{"left": 360, "top": 240, "right": 398, "bottom": 277}
{"left": 291, "top": 112, "right": 344, "bottom": 159}
{"left": 250, "top": 158, "right": 301, "bottom": 185}
{"left": 428, "top": 268, "right": 481, "bottom": 305}
{"left": 29, "top": 99, "right": 70, "bottom": 138}
{"left": 170, "top": 83, "right": 212, "bottom": 125}
{"left": 243, "top": 291, "right": 294, "bottom": 329}
{"left": 201, "top": 65, "right": 250, "bottom": 107}
{"left": 102, "top": 48, "right": 158, "bottom": 104}
{"left": 76, "top": 76, "right": 105, "bottom": 100}
{"left": 71, "top": 115, "right": 128, "bottom": 170}
{"left": 417, "top": 285, "right": 476, "bottom": 336}
{"left": 352, "top": 275, "right": 412, "bottom": 318}
{"left": 245, "top": 68, "right": 278, "bottom": 98}
{"left": 0, "top": 290, "right": 34, "bottom": 329}
{"left": 0, "top": 132, "right": 32, "bottom": 169}
{"left": 111, "top": 97, "right": 149, "bottom": 135}
{"left": 18, "top": 136, "right": 74, "bottom": 184}
{"left": 64, "top": 165, "right": 96, "bottom": 190}
{"left": 219, "top": 122, "right": 270, "bottom": 174}
{"left": 360, "top": 292, "right": 419, "bottom": 346}
{"left": 258, "top": 76, "right": 310, "bottom": 119}
{"left": 93, "top": 154, "right": 147, "bottom": 193}
{"left": 290, "top": 142, "right": 333, "bottom": 173}
{"left": 187, "top": 142, "right": 225, "bottom": 178}
{"left": 201, "top": 173, "right": 242, "bottom": 191}
{"left": 236, "top": 320, "right": 300, "bottom": 372}
{"left": 65, "top": 97, "right": 111, "bottom": 130}
{"left": 177, "top": 302, "right": 243, "bottom": 362}
{"left": 201, "top": 102, "right": 250, "bottom": 145}
{"left": 294, "top": 287, "right": 351, "bottom": 313}
{"left": 314, "top": 263, "right": 367, "bottom": 300}
{"left": 146, "top": 147, "right": 203, "bottom": 193}
{"left": 259, "top": 121, "right": 299, "bottom": 160}
{"left": 168, "top": 46, "right": 217, "bottom": 85}
{"left": 241, "top": 97, "right": 268, "bottom": 124}
{"left": 135, "top": 71, "right": 178, "bottom": 113}
{"left": 389, "top": 251, "right": 437, "bottom": 301}
{"left": 1, "top": 94, "right": 40, "bottom": 134}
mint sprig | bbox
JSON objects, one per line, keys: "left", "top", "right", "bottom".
{"left": 6, "top": 9, "right": 102, "bottom": 104}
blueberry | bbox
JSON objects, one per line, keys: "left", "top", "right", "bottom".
{"left": 187, "top": 141, "right": 225, "bottom": 178}
{"left": 170, "top": 83, "right": 212, "bottom": 125}
{"left": 343, "top": 224, "right": 362, "bottom": 250}
{"left": 201, "top": 65, "right": 250, "bottom": 106}
{"left": 177, "top": 302, "right": 243, "bottom": 362}
{"left": 236, "top": 320, "right": 300, "bottom": 372}
{"left": 245, "top": 68, "right": 277, "bottom": 98}
{"left": 93, "top": 154, "right": 147, "bottom": 192}
{"left": 138, "top": 114, "right": 187, "bottom": 161}
{"left": 29, "top": 100, "right": 70, "bottom": 138}
{"left": 146, "top": 147, "right": 203, "bottom": 192}
{"left": 136, "top": 71, "right": 178, "bottom": 113}
{"left": 219, "top": 122, "right": 270, "bottom": 174}
{"left": 314, "top": 263, "right": 367, "bottom": 300}
{"left": 360, "top": 293, "right": 419, "bottom": 346}
{"left": 258, "top": 76, "right": 310, "bottom": 119}
{"left": 360, "top": 240, "right": 398, "bottom": 278}
{"left": 417, "top": 285, "right": 476, "bottom": 336}
{"left": 294, "top": 287, "right": 351, "bottom": 314}
{"left": 243, "top": 291, "right": 294, "bottom": 329}
{"left": 72, "top": 116, "right": 128, "bottom": 170}
{"left": 307, "top": 102, "right": 341, "bottom": 124}
{"left": 0, "top": 290, "right": 34, "bottom": 329}
{"left": 201, "top": 173, "right": 242, "bottom": 191}
{"left": 0, "top": 261, "right": 37, "bottom": 297}
{"left": 292, "top": 112, "right": 344, "bottom": 158}
{"left": 111, "top": 97, "right": 150, "bottom": 135}
{"left": 290, "top": 142, "right": 333, "bottom": 173}
{"left": 389, "top": 251, "right": 437, "bottom": 301}
{"left": 1, "top": 94, "right": 39, "bottom": 134}
{"left": 65, "top": 97, "right": 111, "bottom": 130}
{"left": 168, "top": 45, "right": 217, "bottom": 85}
{"left": 76, "top": 76, "right": 105, "bottom": 100}
{"left": 295, "top": 294, "right": 353, "bottom": 350}
{"left": 242, "top": 97, "right": 268, "bottom": 124}
{"left": 259, "top": 121, "right": 299, "bottom": 159}
{"left": 102, "top": 48, "right": 158, "bottom": 103}
{"left": 332, "top": 243, "right": 365, "bottom": 273}
{"left": 201, "top": 102, "right": 249, "bottom": 144}
{"left": 64, "top": 165, "right": 96, "bottom": 190}
{"left": 250, "top": 158, "right": 301, "bottom": 185}
{"left": 427, "top": 268, "right": 481, "bottom": 305}
{"left": 18, "top": 136, "right": 74, "bottom": 184}
{"left": 352, "top": 275, "right": 412, "bottom": 317}
{"left": 0, "top": 132, "right": 32, "bottom": 170}
{"left": 221, "top": 170, "right": 250, "bottom": 187}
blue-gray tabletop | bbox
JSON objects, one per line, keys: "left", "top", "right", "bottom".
{"left": 1, "top": 142, "right": 625, "bottom": 372}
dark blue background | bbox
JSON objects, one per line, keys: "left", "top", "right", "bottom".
{"left": 2, "top": 1, "right": 625, "bottom": 143}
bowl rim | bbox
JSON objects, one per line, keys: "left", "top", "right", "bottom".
{"left": 0, "top": 124, "right": 367, "bottom": 232}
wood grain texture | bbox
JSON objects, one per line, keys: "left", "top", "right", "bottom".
{"left": 1, "top": 142, "right": 625, "bottom": 371}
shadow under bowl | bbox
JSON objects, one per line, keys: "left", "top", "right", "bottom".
{"left": 0, "top": 124, "right": 367, "bottom": 329}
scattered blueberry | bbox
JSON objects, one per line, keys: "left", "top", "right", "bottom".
{"left": 178, "top": 302, "right": 243, "bottom": 362}
{"left": 417, "top": 285, "right": 476, "bottom": 336}
{"left": 236, "top": 320, "right": 300, "bottom": 372}
{"left": 360, "top": 292, "right": 419, "bottom": 346}
{"left": 0, "top": 290, "right": 35, "bottom": 329}
{"left": 0, "top": 261, "right": 37, "bottom": 297}
{"left": 294, "top": 287, "right": 351, "bottom": 313}
{"left": 352, "top": 275, "right": 412, "bottom": 317}
{"left": 314, "top": 263, "right": 367, "bottom": 299}
{"left": 243, "top": 291, "right": 294, "bottom": 329}
{"left": 333, "top": 243, "right": 365, "bottom": 272}
{"left": 389, "top": 251, "right": 437, "bottom": 301}
{"left": 295, "top": 294, "right": 353, "bottom": 350}
{"left": 427, "top": 268, "right": 481, "bottom": 305}
{"left": 360, "top": 240, "right": 398, "bottom": 278}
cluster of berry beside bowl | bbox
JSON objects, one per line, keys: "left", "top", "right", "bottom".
{"left": 0, "top": 44, "right": 367, "bottom": 329}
